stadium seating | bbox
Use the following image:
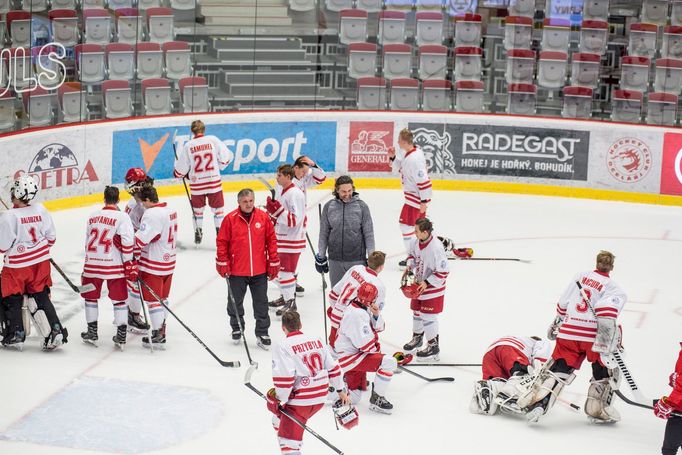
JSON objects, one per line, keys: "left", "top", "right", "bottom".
{"left": 8, "top": 47, "right": 32, "bottom": 89}
{"left": 422, "top": 79, "right": 451, "bottom": 111}
{"left": 141, "top": 77, "right": 171, "bottom": 115}
{"left": 106, "top": 43, "right": 135, "bottom": 80}
{"left": 571, "top": 53, "right": 601, "bottom": 88}
{"left": 163, "top": 41, "right": 192, "bottom": 81}
{"left": 0, "top": 90, "right": 17, "bottom": 132}
{"left": 640, "top": 0, "right": 669, "bottom": 25}
{"left": 58, "top": 82, "right": 89, "bottom": 123}
{"left": 75, "top": 43, "right": 106, "bottom": 85}
{"left": 455, "top": 80, "right": 484, "bottom": 113}
{"left": 629, "top": 23, "right": 657, "bottom": 59}
{"left": 340, "top": 9, "right": 368, "bottom": 45}
{"left": 378, "top": 10, "right": 407, "bottom": 46}
{"left": 418, "top": 45, "right": 447, "bottom": 80}
{"left": 382, "top": 43, "right": 412, "bottom": 80}
{"left": 136, "top": 42, "right": 164, "bottom": 79}
{"left": 116, "top": 8, "right": 144, "bottom": 45}
{"left": 146, "top": 7, "right": 173, "bottom": 43}
{"left": 506, "top": 49, "right": 535, "bottom": 85}
{"left": 326, "top": 0, "right": 353, "bottom": 12}
{"left": 611, "top": 89, "right": 643, "bottom": 123}
{"left": 620, "top": 56, "right": 650, "bottom": 92}
{"left": 454, "top": 13, "right": 482, "bottom": 47}
{"left": 7, "top": 11, "right": 31, "bottom": 48}
{"left": 356, "top": 0, "right": 382, "bottom": 13}
{"left": 49, "top": 9, "right": 79, "bottom": 47}
{"left": 289, "top": 0, "right": 316, "bottom": 11}
{"left": 654, "top": 58, "right": 682, "bottom": 95}
{"left": 348, "top": 42, "right": 377, "bottom": 79}
{"left": 504, "top": 16, "right": 532, "bottom": 51}
{"left": 454, "top": 46, "right": 482, "bottom": 81}
{"left": 541, "top": 19, "right": 570, "bottom": 53}
{"left": 583, "top": 0, "right": 609, "bottom": 20}
{"left": 83, "top": 9, "right": 112, "bottom": 45}
{"left": 415, "top": 11, "right": 443, "bottom": 46}
{"left": 179, "top": 76, "right": 210, "bottom": 113}
{"left": 662, "top": 26, "right": 682, "bottom": 59}
{"left": 390, "top": 78, "right": 419, "bottom": 110}
{"left": 357, "top": 76, "right": 387, "bottom": 109}
{"left": 23, "top": 87, "right": 54, "bottom": 127}
{"left": 647, "top": 92, "right": 678, "bottom": 125}
{"left": 102, "top": 79, "right": 133, "bottom": 118}
{"left": 562, "top": 86, "right": 593, "bottom": 119}
{"left": 579, "top": 20, "right": 609, "bottom": 55}
{"left": 507, "top": 83, "right": 536, "bottom": 115}
{"left": 508, "top": 0, "right": 534, "bottom": 17}
{"left": 537, "top": 51, "right": 568, "bottom": 89}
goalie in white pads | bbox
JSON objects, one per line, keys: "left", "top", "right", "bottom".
{"left": 470, "top": 335, "right": 551, "bottom": 416}
{"left": 268, "top": 310, "right": 351, "bottom": 454}
{"left": 335, "top": 281, "right": 397, "bottom": 414}
{"left": 516, "top": 251, "right": 626, "bottom": 424}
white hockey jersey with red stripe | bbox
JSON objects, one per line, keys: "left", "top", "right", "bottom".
{"left": 0, "top": 203, "right": 55, "bottom": 268}
{"left": 391, "top": 146, "right": 432, "bottom": 209}
{"left": 135, "top": 203, "right": 178, "bottom": 276}
{"left": 406, "top": 235, "right": 449, "bottom": 301}
{"left": 125, "top": 198, "right": 145, "bottom": 231}
{"left": 486, "top": 336, "right": 552, "bottom": 366}
{"left": 272, "top": 330, "right": 343, "bottom": 406}
{"left": 555, "top": 270, "right": 627, "bottom": 343}
{"left": 82, "top": 206, "right": 135, "bottom": 279}
{"left": 273, "top": 183, "right": 306, "bottom": 254}
{"left": 334, "top": 302, "right": 386, "bottom": 372}
{"left": 294, "top": 165, "right": 326, "bottom": 201}
{"left": 174, "top": 134, "right": 230, "bottom": 195}
{"left": 328, "top": 265, "right": 386, "bottom": 330}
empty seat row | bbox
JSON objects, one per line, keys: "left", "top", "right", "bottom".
{"left": 339, "top": 9, "right": 446, "bottom": 46}
{"left": 0, "top": 0, "right": 194, "bottom": 13}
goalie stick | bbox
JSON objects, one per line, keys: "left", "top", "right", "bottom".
{"left": 244, "top": 364, "right": 344, "bottom": 455}
{"left": 137, "top": 278, "right": 240, "bottom": 368}
{"left": 614, "top": 390, "right": 682, "bottom": 417}
{"left": 398, "top": 365, "right": 455, "bottom": 383}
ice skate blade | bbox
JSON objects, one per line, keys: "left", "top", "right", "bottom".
{"left": 114, "top": 343, "right": 125, "bottom": 351}
{"left": 257, "top": 342, "right": 270, "bottom": 351}
{"left": 3, "top": 343, "right": 24, "bottom": 351}
{"left": 81, "top": 339, "right": 99, "bottom": 347}
{"left": 142, "top": 342, "right": 166, "bottom": 351}
{"left": 416, "top": 354, "right": 439, "bottom": 362}
{"left": 232, "top": 339, "right": 241, "bottom": 345}
{"left": 128, "top": 327, "right": 149, "bottom": 335}
{"left": 369, "top": 404, "right": 393, "bottom": 415}
{"left": 588, "top": 417, "right": 618, "bottom": 425}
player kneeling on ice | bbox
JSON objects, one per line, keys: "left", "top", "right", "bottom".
{"left": 401, "top": 217, "right": 449, "bottom": 361}
{"left": 335, "top": 281, "right": 397, "bottom": 414}
{"left": 655, "top": 343, "right": 682, "bottom": 455}
{"left": 268, "top": 310, "right": 352, "bottom": 454}
{"left": 516, "top": 251, "right": 626, "bottom": 424}
{"left": 470, "top": 335, "right": 551, "bottom": 416}
{"left": 0, "top": 177, "right": 68, "bottom": 350}
{"left": 80, "top": 186, "right": 137, "bottom": 348}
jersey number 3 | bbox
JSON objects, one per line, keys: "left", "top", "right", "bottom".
{"left": 577, "top": 288, "right": 592, "bottom": 313}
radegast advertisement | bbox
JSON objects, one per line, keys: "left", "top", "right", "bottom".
{"left": 409, "top": 122, "right": 590, "bottom": 180}
{"left": 111, "top": 121, "right": 337, "bottom": 184}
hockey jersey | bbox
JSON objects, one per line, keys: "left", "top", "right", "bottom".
{"left": 486, "top": 336, "right": 552, "bottom": 367}
{"left": 273, "top": 183, "right": 306, "bottom": 254}
{"left": 328, "top": 266, "right": 386, "bottom": 330}
{"left": 0, "top": 203, "right": 55, "bottom": 268}
{"left": 135, "top": 203, "right": 178, "bottom": 276}
{"left": 272, "top": 330, "right": 343, "bottom": 406}
{"left": 667, "top": 344, "right": 682, "bottom": 411}
{"left": 275, "top": 165, "right": 326, "bottom": 203}
{"left": 391, "top": 146, "right": 432, "bottom": 209}
{"left": 174, "top": 134, "right": 230, "bottom": 195}
{"left": 125, "top": 198, "right": 145, "bottom": 231}
{"left": 335, "top": 302, "right": 386, "bottom": 372}
{"left": 555, "top": 270, "right": 627, "bottom": 343}
{"left": 83, "top": 206, "right": 135, "bottom": 279}
{"left": 406, "top": 235, "right": 449, "bottom": 301}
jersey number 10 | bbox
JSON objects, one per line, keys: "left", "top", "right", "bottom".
{"left": 302, "top": 352, "right": 323, "bottom": 377}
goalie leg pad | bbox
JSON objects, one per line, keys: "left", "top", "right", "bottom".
{"left": 517, "top": 359, "right": 575, "bottom": 411}
{"left": 26, "top": 295, "right": 51, "bottom": 338}
{"left": 21, "top": 297, "right": 31, "bottom": 337}
{"left": 585, "top": 367, "right": 621, "bottom": 423}
{"left": 31, "top": 288, "right": 61, "bottom": 329}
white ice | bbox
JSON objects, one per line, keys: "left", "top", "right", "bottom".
{"left": 1, "top": 189, "right": 680, "bottom": 455}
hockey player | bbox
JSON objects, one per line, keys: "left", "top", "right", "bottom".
{"left": 327, "top": 251, "right": 386, "bottom": 348}
{"left": 266, "top": 165, "right": 306, "bottom": 316}
{"left": 334, "top": 281, "right": 396, "bottom": 414}
{"left": 80, "top": 186, "right": 137, "bottom": 348}
{"left": 123, "top": 167, "right": 152, "bottom": 334}
{"left": 387, "top": 128, "right": 432, "bottom": 267}
{"left": 268, "top": 310, "right": 351, "bottom": 454}
{"left": 401, "top": 217, "right": 449, "bottom": 360}
{"left": 470, "top": 335, "right": 552, "bottom": 416}
{"left": 174, "top": 120, "right": 230, "bottom": 244}
{"left": 655, "top": 343, "right": 682, "bottom": 455}
{"left": 134, "top": 186, "right": 178, "bottom": 348}
{"left": 0, "top": 176, "right": 67, "bottom": 350}
{"left": 517, "top": 251, "right": 627, "bottom": 424}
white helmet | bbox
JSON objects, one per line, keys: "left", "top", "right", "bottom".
{"left": 12, "top": 176, "right": 38, "bottom": 202}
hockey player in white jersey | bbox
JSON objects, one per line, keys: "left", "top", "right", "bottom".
{"left": 174, "top": 120, "right": 230, "bottom": 244}
{"left": 387, "top": 128, "right": 432, "bottom": 267}
{"left": 80, "top": 186, "right": 137, "bottom": 348}
{"left": 266, "top": 165, "right": 306, "bottom": 316}
{"left": 517, "top": 251, "right": 627, "bottom": 424}
{"left": 135, "top": 186, "right": 178, "bottom": 348}
{"left": 470, "top": 335, "right": 552, "bottom": 416}
{"left": 335, "top": 282, "right": 397, "bottom": 414}
{"left": 0, "top": 176, "right": 67, "bottom": 350}
{"left": 327, "top": 251, "right": 386, "bottom": 348}
{"left": 401, "top": 217, "right": 449, "bottom": 360}
{"left": 123, "top": 167, "right": 152, "bottom": 334}
{"left": 268, "top": 310, "right": 351, "bottom": 454}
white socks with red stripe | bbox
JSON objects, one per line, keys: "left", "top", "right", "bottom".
{"left": 84, "top": 300, "right": 98, "bottom": 323}
{"left": 211, "top": 206, "right": 224, "bottom": 230}
{"left": 278, "top": 271, "right": 296, "bottom": 301}
{"left": 400, "top": 223, "right": 415, "bottom": 251}
{"left": 373, "top": 355, "right": 397, "bottom": 397}
{"left": 113, "top": 301, "right": 127, "bottom": 326}
{"left": 422, "top": 313, "right": 439, "bottom": 340}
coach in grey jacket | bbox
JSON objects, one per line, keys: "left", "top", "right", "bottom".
{"left": 316, "top": 175, "right": 375, "bottom": 287}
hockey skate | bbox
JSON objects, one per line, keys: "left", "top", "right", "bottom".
{"left": 472, "top": 380, "right": 495, "bottom": 415}
{"left": 276, "top": 299, "right": 296, "bottom": 317}
{"left": 194, "top": 227, "right": 203, "bottom": 245}
{"left": 128, "top": 311, "right": 150, "bottom": 334}
{"left": 295, "top": 283, "right": 305, "bottom": 297}
{"left": 231, "top": 329, "right": 241, "bottom": 345}
{"left": 398, "top": 259, "right": 407, "bottom": 270}
{"left": 256, "top": 334, "right": 271, "bottom": 351}
{"left": 43, "top": 325, "right": 67, "bottom": 351}
{"left": 403, "top": 332, "right": 424, "bottom": 352}
{"left": 416, "top": 336, "right": 440, "bottom": 361}
{"left": 143, "top": 323, "right": 166, "bottom": 350}
{"left": 2, "top": 330, "right": 26, "bottom": 351}
{"left": 80, "top": 322, "right": 98, "bottom": 347}
{"left": 268, "top": 296, "right": 285, "bottom": 311}
{"left": 369, "top": 386, "right": 393, "bottom": 415}
{"left": 112, "top": 325, "right": 127, "bottom": 350}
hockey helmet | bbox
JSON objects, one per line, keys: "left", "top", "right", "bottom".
{"left": 125, "top": 167, "right": 147, "bottom": 193}
{"left": 12, "top": 176, "right": 38, "bottom": 202}
{"left": 355, "top": 282, "right": 378, "bottom": 307}
{"left": 400, "top": 271, "right": 422, "bottom": 299}
{"left": 333, "top": 400, "right": 359, "bottom": 430}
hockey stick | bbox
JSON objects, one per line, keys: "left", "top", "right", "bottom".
{"left": 406, "top": 363, "right": 482, "bottom": 367}
{"left": 244, "top": 364, "right": 344, "bottom": 455}
{"left": 448, "top": 257, "right": 530, "bottom": 263}
{"left": 257, "top": 176, "right": 276, "bottom": 199}
{"left": 171, "top": 129, "right": 200, "bottom": 245}
{"left": 135, "top": 279, "right": 155, "bottom": 353}
{"left": 614, "top": 390, "right": 681, "bottom": 417}
{"left": 226, "top": 276, "right": 256, "bottom": 366}
{"left": 137, "top": 278, "right": 240, "bottom": 368}
{"left": 398, "top": 365, "right": 455, "bottom": 382}
{"left": 304, "top": 231, "right": 329, "bottom": 342}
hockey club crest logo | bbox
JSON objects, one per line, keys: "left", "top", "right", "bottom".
{"left": 348, "top": 122, "right": 393, "bottom": 172}
{"left": 300, "top": 377, "right": 310, "bottom": 386}
{"left": 606, "top": 138, "right": 652, "bottom": 183}
{"left": 15, "top": 143, "right": 99, "bottom": 190}
{"left": 411, "top": 126, "right": 456, "bottom": 175}
{"left": 255, "top": 222, "right": 262, "bottom": 229}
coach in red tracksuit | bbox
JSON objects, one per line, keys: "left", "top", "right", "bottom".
{"left": 655, "top": 343, "right": 682, "bottom": 455}
{"left": 216, "top": 188, "right": 279, "bottom": 348}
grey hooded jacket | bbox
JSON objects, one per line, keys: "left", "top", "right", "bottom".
{"left": 318, "top": 193, "right": 375, "bottom": 262}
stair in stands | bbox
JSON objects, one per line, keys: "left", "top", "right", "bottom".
{"left": 199, "top": 0, "right": 292, "bottom": 26}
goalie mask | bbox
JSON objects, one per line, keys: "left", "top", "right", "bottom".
{"left": 333, "top": 400, "right": 359, "bottom": 430}
{"left": 12, "top": 176, "right": 38, "bottom": 202}
{"left": 400, "top": 271, "right": 421, "bottom": 299}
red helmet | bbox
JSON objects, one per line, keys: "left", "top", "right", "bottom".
{"left": 355, "top": 282, "right": 378, "bottom": 307}
{"left": 125, "top": 168, "right": 148, "bottom": 192}
{"left": 333, "top": 400, "right": 359, "bottom": 430}
{"left": 401, "top": 283, "right": 423, "bottom": 299}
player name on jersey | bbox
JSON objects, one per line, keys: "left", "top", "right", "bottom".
{"left": 291, "top": 339, "right": 324, "bottom": 355}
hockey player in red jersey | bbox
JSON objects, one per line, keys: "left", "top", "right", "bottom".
{"left": 123, "top": 167, "right": 152, "bottom": 334}
{"left": 335, "top": 282, "right": 397, "bottom": 414}
{"left": 517, "top": 251, "right": 626, "bottom": 424}
{"left": 268, "top": 310, "right": 350, "bottom": 454}
{"left": 0, "top": 176, "right": 68, "bottom": 350}
{"left": 80, "top": 186, "right": 137, "bottom": 348}
{"left": 401, "top": 217, "right": 449, "bottom": 361}
{"left": 655, "top": 343, "right": 682, "bottom": 455}
{"left": 134, "top": 186, "right": 178, "bottom": 348}
{"left": 174, "top": 120, "right": 230, "bottom": 244}
{"left": 267, "top": 165, "right": 306, "bottom": 316}
{"left": 387, "top": 128, "right": 432, "bottom": 267}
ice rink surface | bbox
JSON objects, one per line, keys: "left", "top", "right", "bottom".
{"left": 1, "top": 188, "right": 681, "bottom": 455}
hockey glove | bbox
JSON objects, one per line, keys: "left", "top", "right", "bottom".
{"left": 216, "top": 261, "right": 231, "bottom": 278}
{"left": 547, "top": 315, "right": 562, "bottom": 340}
{"left": 266, "top": 388, "right": 282, "bottom": 417}
{"left": 265, "top": 197, "right": 283, "bottom": 218}
{"left": 123, "top": 260, "right": 139, "bottom": 282}
{"left": 654, "top": 397, "right": 674, "bottom": 419}
{"left": 393, "top": 351, "right": 414, "bottom": 366}
{"left": 670, "top": 372, "right": 678, "bottom": 388}
{"left": 267, "top": 261, "right": 280, "bottom": 281}
{"left": 314, "top": 254, "right": 329, "bottom": 274}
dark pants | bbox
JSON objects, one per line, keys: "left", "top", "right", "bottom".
{"left": 226, "top": 274, "right": 270, "bottom": 337}
{"left": 663, "top": 416, "right": 682, "bottom": 455}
